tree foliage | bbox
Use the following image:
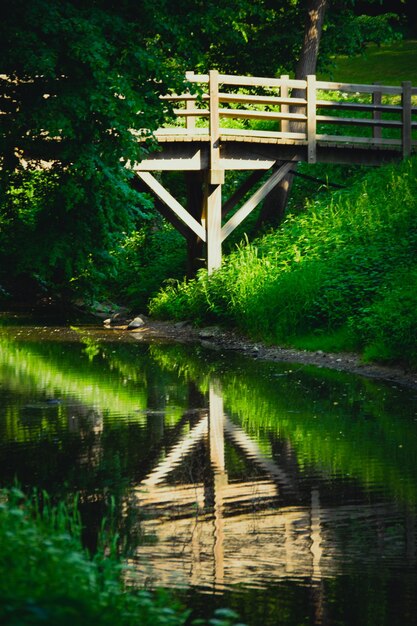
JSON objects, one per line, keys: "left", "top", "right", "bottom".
{"left": 0, "top": 0, "right": 185, "bottom": 297}
{"left": 0, "top": 0, "right": 406, "bottom": 301}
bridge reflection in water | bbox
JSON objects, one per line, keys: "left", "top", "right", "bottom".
{"left": 131, "top": 379, "right": 396, "bottom": 593}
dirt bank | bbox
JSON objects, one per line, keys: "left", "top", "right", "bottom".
{"left": 120, "top": 317, "right": 417, "bottom": 391}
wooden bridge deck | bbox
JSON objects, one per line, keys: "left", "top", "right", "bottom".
{"left": 133, "top": 71, "right": 417, "bottom": 272}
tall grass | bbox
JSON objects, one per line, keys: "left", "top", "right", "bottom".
{"left": 150, "top": 157, "right": 417, "bottom": 366}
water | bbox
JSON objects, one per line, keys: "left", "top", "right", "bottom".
{"left": 1, "top": 313, "right": 417, "bottom": 625}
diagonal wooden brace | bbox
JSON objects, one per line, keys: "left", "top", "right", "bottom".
{"left": 137, "top": 171, "right": 206, "bottom": 242}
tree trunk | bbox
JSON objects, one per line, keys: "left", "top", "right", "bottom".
{"left": 295, "top": 0, "right": 328, "bottom": 80}
{"left": 256, "top": 0, "right": 328, "bottom": 229}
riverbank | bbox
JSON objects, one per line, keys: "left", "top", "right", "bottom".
{"left": 112, "top": 316, "right": 417, "bottom": 391}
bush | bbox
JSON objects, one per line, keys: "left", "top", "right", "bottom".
{"left": 352, "top": 265, "right": 417, "bottom": 366}
{"left": 108, "top": 221, "right": 187, "bottom": 312}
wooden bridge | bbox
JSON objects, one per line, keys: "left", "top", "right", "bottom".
{"left": 132, "top": 71, "right": 417, "bottom": 272}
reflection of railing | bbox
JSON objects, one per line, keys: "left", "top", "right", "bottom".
{"left": 159, "top": 70, "right": 417, "bottom": 162}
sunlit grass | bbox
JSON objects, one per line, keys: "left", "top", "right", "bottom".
{"left": 150, "top": 156, "right": 417, "bottom": 366}
{"left": 320, "top": 40, "right": 417, "bottom": 85}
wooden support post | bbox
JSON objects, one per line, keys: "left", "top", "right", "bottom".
{"left": 185, "top": 71, "right": 196, "bottom": 131}
{"left": 207, "top": 71, "right": 223, "bottom": 274}
{"left": 372, "top": 83, "right": 382, "bottom": 141}
{"left": 310, "top": 488, "right": 322, "bottom": 581}
{"left": 280, "top": 75, "right": 290, "bottom": 134}
{"left": 306, "top": 74, "right": 317, "bottom": 164}
{"left": 185, "top": 171, "right": 205, "bottom": 276}
{"left": 206, "top": 180, "right": 222, "bottom": 274}
{"left": 209, "top": 69, "right": 224, "bottom": 185}
{"left": 402, "top": 80, "right": 412, "bottom": 158}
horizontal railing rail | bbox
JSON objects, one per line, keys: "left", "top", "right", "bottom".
{"left": 159, "top": 70, "right": 417, "bottom": 163}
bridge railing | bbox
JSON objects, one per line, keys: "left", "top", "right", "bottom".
{"left": 160, "top": 70, "right": 417, "bottom": 163}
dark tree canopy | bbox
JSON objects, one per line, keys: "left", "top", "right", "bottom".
{"left": 0, "top": 0, "right": 185, "bottom": 295}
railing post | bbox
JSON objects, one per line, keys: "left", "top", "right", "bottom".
{"left": 306, "top": 75, "right": 317, "bottom": 164}
{"left": 372, "top": 83, "right": 382, "bottom": 141}
{"left": 280, "top": 74, "right": 289, "bottom": 134}
{"left": 209, "top": 69, "right": 224, "bottom": 184}
{"left": 402, "top": 81, "right": 412, "bottom": 158}
{"left": 206, "top": 69, "right": 223, "bottom": 274}
{"left": 185, "top": 70, "right": 196, "bottom": 131}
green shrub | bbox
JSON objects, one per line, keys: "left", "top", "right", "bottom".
{"left": 108, "top": 221, "right": 187, "bottom": 312}
{"left": 352, "top": 265, "right": 417, "bottom": 366}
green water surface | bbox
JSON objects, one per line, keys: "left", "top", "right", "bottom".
{"left": 1, "top": 313, "right": 416, "bottom": 626}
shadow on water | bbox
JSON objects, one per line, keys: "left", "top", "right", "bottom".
{"left": 1, "top": 314, "right": 417, "bottom": 625}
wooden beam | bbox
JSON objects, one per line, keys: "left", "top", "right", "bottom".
{"left": 218, "top": 74, "right": 307, "bottom": 89}
{"left": 316, "top": 115, "right": 402, "bottom": 128}
{"left": 209, "top": 69, "right": 224, "bottom": 185}
{"left": 219, "top": 109, "right": 307, "bottom": 122}
{"left": 316, "top": 133, "right": 402, "bottom": 146}
{"left": 206, "top": 182, "right": 222, "bottom": 273}
{"left": 152, "top": 199, "right": 193, "bottom": 240}
{"left": 218, "top": 92, "right": 306, "bottom": 107}
{"left": 185, "top": 71, "right": 196, "bottom": 131}
{"left": 316, "top": 80, "right": 402, "bottom": 95}
{"left": 220, "top": 128, "right": 306, "bottom": 140}
{"left": 136, "top": 172, "right": 206, "bottom": 242}
{"left": 221, "top": 160, "right": 295, "bottom": 242}
{"left": 402, "top": 80, "right": 412, "bottom": 158}
{"left": 209, "top": 382, "right": 225, "bottom": 472}
{"left": 131, "top": 174, "right": 192, "bottom": 240}
{"left": 134, "top": 143, "right": 208, "bottom": 171}
{"left": 316, "top": 99, "right": 402, "bottom": 113}
{"left": 373, "top": 84, "right": 382, "bottom": 140}
{"left": 280, "top": 74, "right": 290, "bottom": 134}
{"left": 307, "top": 75, "right": 316, "bottom": 164}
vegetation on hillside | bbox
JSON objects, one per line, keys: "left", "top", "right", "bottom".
{"left": 150, "top": 157, "right": 417, "bottom": 367}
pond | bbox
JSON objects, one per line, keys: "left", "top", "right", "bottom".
{"left": 1, "top": 312, "right": 417, "bottom": 625}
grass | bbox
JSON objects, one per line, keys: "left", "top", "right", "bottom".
{"left": 320, "top": 40, "right": 417, "bottom": 85}
{"left": 150, "top": 157, "right": 417, "bottom": 367}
